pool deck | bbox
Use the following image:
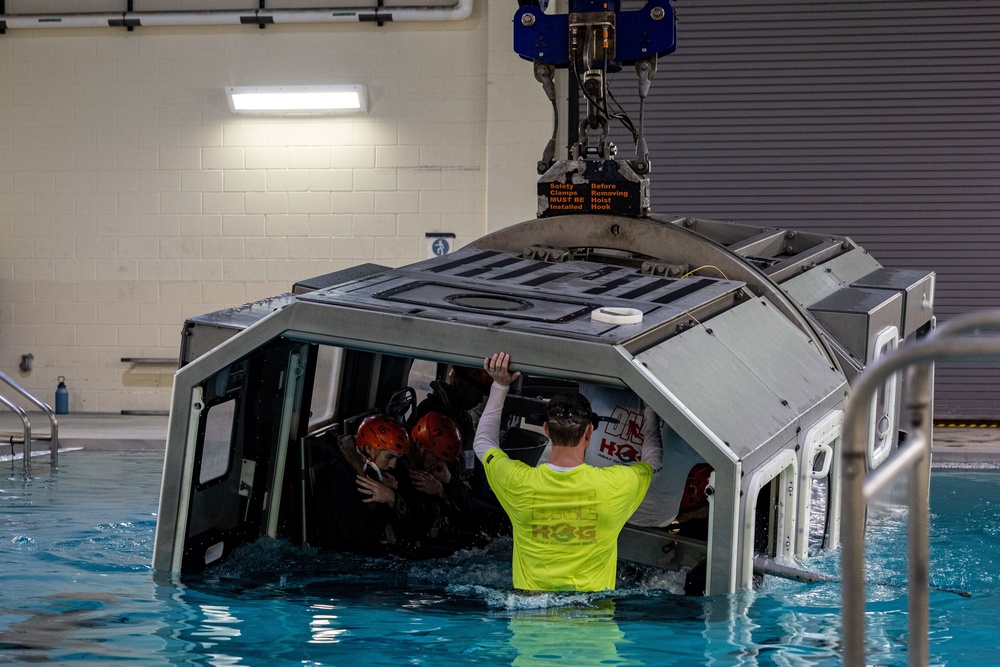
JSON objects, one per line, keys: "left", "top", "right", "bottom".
{"left": 0, "top": 412, "right": 169, "bottom": 455}
{"left": 3, "top": 412, "right": 1000, "bottom": 467}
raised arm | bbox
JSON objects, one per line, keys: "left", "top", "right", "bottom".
{"left": 472, "top": 352, "right": 521, "bottom": 461}
{"left": 641, "top": 405, "right": 664, "bottom": 473}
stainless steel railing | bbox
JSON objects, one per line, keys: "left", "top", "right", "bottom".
{"left": 0, "top": 370, "right": 60, "bottom": 475}
{"left": 841, "top": 310, "right": 1000, "bottom": 666}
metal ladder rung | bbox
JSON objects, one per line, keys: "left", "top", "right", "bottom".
{"left": 3, "top": 434, "right": 54, "bottom": 444}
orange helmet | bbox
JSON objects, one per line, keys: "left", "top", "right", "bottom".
{"left": 356, "top": 415, "right": 410, "bottom": 455}
{"left": 411, "top": 412, "right": 462, "bottom": 462}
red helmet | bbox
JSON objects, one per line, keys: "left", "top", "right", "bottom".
{"left": 411, "top": 412, "right": 462, "bottom": 462}
{"left": 356, "top": 415, "right": 410, "bottom": 455}
{"left": 679, "top": 464, "right": 713, "bottom": 510}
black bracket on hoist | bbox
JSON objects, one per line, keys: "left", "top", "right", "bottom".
{"left": 513, "top": 1, "right": 676, "bottom": 219}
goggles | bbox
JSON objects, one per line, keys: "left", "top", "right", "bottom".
{"left": 545, "top": 407, "right": 620, "bottom": 429}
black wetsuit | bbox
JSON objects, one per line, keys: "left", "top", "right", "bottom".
{"left": 311, "top": 444, "right": 409, "bottom": 557}
{"left": 414, "top": 382, "right": 511, "bottom": 539}
{"left": 392, "top": 457, "right": 470, "bottom": 556}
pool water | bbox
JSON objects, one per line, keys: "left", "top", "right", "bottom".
{"left": 2, "top": 452, "right": 999, "bottom": 666}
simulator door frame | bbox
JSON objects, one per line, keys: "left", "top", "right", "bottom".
{"left": 168, "top": 339, "right": 310, "bottom": 574}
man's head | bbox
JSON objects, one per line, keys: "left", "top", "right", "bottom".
{"left": 544, "top": 392, "right": 595, "bottom": 448}
{"left": 449, "top": 366, "right": 493, "bottom": 409}
{"left": 356, "top": 414, "right": 409, "bottom": 471}
{"left": 411, "top": 412, "right": 462, "bottom": 464}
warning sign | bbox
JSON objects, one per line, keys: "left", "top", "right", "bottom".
{"left": 540, "top": 180, "right": 642, "bottom": 217}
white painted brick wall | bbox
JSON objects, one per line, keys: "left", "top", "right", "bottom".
{"left": 0, "top": 3, "right": 547, "bottom": 412}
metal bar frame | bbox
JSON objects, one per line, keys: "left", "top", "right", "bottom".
{"left": 0, "top": 393, "right": 31, "bottom": 475}
{"left": 0, "top": 370, "right": 60, "bottom": 473}
{"left": 842, "top": 309, "right": 1000, "bottom": 666}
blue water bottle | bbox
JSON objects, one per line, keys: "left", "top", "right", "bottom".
{"left": 55, "top": 376, "right": 69, "bottom": 415}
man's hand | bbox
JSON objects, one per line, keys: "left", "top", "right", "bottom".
{"left": 426, "top": 459, "right": 452, "bottom": 484}
{"left": 484, "top": 352, "right": 522, "bottom": 387}
{"left": 356, "top": 475, "right": 396, "bottom": 505}
{"left": 410, "top": 468, "right": 447, "bottom": 497}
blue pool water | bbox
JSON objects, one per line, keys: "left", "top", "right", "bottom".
{"left": 1, "top": 451, "right": 999, "bottom": 666}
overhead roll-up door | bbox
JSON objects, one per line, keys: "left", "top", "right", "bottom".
{"left": 629, "top": 0, "right": 1000, "bottom": 419}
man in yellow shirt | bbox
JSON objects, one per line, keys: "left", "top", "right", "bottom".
{"left": 473, "top": 352, "right": 661, "bottom": 592}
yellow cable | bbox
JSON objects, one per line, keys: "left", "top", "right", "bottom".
{"left": 681, "top": 265, "right": 729, "bottom": 280}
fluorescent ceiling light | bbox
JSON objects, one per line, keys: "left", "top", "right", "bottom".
{"left": 226, "top": 85, "right": 368, "bottom": 115}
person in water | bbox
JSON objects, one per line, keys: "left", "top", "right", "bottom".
{"left": 413, "top": 365, "right": 492, "bottom": 447}
{"left": 312, "top": 414, "right": 410, "bottom": 556}
{"left": 413, "top": 363, "right": 502, "bottom": 511}
{"left": 472, "top": 352, "right": 662, "bottom": 592}
{"left": 400, "top": 411, "right": 470, "bottom": 543}
{"left": 400, "top": 411, "right": 510, "bottom": 553}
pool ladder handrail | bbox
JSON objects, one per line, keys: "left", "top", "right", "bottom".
{"left": 841, "top": 309, "right": 1000, "bottom": 667}
{"left": 0, "top": 370, "right": 60, "bottom": 475}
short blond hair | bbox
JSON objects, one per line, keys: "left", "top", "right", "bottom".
{"left": 545, "top": 392, "right": 593, "bottom": 446}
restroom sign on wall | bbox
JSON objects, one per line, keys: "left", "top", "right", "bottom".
{"left": 426, "top": 233, "right": 455, "bottom": 258}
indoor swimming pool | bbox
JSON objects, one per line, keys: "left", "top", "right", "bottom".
{"left": 1, "top": 451, "right": 998, "bottom": 666}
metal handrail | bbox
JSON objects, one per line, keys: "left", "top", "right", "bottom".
{"left": 0, "top": 393, "right": 32, "bottom": 475}
{"left": 841, "top": 309, "right": 1000, "bottom": 666}
{"left": 0, "top": 370, "right": 60, "bottom": 474}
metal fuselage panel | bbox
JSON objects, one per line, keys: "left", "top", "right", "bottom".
{"left": 471, "top": 214, "right": 852, "bottom": 368}
{"left": 781, "top": 249, "right": 883, "bottom": 311}
{"left": 634, "top": 297, "right": 847, "bottom": 591}
{"left": 181, "top": 293, "right": 299, "bottom": 364}
{"left": 636, "top": 298, "right": 846, "bottom": 467}
{"left": 296, "top": 247, "right": 747, "bottom": 352}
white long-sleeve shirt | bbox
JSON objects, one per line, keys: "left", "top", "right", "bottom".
{"left": 473, "top": 382, "right": 508, "bottom": 462}
{"left": 640, "top": 405, "right": 664, "bottom": 472}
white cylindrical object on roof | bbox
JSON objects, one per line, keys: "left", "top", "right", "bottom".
{"left": 591, "top": 307, "right": 643, "bottom": 324}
